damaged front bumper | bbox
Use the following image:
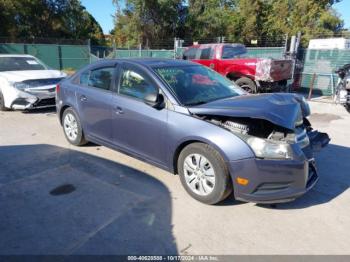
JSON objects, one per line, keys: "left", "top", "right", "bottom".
{"left": 10, "top": 87, "right": 56, "bottom": 110}
{"left": 229, "top": 131, "right": 330, "bottom": 204}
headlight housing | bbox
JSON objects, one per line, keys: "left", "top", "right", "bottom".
{"left": 13, "top": 82, "right": 31, "bottom": 91}
{"left": 246, "top": 137, "right": 293, "bottom": 160}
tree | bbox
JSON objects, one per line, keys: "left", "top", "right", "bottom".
{"left": 0, "top": 0, "right": 105, "bottom": 45}
{"left": 186, "top": 0, "right": 237, "bottom": 41}
{"left": 113, "top": 0, "right": 185, "bottom": 48}
{"left": 227, "top": 0, "right": 270, "bottom": 45}
{"left": 265, "top": 0, "right": 344, "bottom": 45}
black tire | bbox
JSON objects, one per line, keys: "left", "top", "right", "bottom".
{"left": 278, "top": 80, "right": 289, "bottom": 92}
{"left": 0, "top": 90, "right": 9, "bottom": 111}
{"left": 178, "top": 143, "right": 232, "bottom": 205}
{"left": 62, "top": 107, "right": 88, "bottom": 146}
{"left": 345, "top": 104, "right": 350, "bottom": 113}
{"left": 235, "top": 77, "right": 257, "bottom": 94}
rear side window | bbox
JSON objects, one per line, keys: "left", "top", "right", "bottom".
{"left": 199, "top": 48, "right": 212, "bottom": 59}
{"left": 79, "top": 67, "right": 114, "bottom": 90}
{"left": 183, "top": 48, "right": 197, "bottom": 60}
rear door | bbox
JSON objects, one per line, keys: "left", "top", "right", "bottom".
{"left": 111, "top": 62, "right": 168, "bottom": 165}
{"left": 75, "top": 62, "right": 117, "bottom": 143}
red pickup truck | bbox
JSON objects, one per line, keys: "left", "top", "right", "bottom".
{"left": 182, "top": 43, "right": 293, "bottom": 93}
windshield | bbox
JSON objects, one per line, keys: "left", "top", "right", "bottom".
{"left": 154, "top": 65, "right": 245, "bottom": 106}
{"left": 0, "top": 57, "right": 47, "bottom": 72}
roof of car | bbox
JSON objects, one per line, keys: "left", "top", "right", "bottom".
{"left": 0, "top": 54, "right": 35, "bottom": 58}
{"left": 94, "top": 58, "right": 197, "bottom": 68}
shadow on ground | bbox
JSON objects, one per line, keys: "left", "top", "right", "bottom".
{"left": 0, "top": 144, "right": 177, "bottom": 255}
{"left": 262, "top": 144, "right": 350, "bottom": 209}
{"left": 21, "top": 107, "right": 57, "bottom": 115}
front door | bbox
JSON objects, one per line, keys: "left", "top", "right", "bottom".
{"left": 111, "top": 63, "right": 168, "bottom": 166}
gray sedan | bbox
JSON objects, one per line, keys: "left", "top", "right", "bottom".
{"left": 56, "top": 59, "right": 330, "bottom": 204}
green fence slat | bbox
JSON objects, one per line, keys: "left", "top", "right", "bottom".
{"left": 246, "top": 47, "right": 285, "bottom": 59}
{"left": 0, "top": 43, "right": 26, "bottom": 54}
{"left": 300, "top": 49, "right": 350, "bottom": 95}
{"left": 60, "top": 45, "right": 90, "bottom": 70}
{"left": 0, "top": 43, "right": 90, "bottom": 71}
{"left": 26, "top": 44, "right": 60, "bottom": 69}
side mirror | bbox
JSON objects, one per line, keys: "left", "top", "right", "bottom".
{"left": 144, "top": 93, "right": 165, "bottom": 109}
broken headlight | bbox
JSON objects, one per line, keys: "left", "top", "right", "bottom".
{"left": 246, "top": 137, "right": 293, "bottom": 160}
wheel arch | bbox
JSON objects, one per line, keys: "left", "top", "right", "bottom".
{"left": 225, "top": 67, "right": 255, "bottom": 82}
{"left": 172, "top": 137, "right": 231, "bottom": 175}
{"left": 59, "top": 103, "right": 78, "bottom": 125}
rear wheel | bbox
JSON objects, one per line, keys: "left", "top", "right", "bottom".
{"left": 62, "top": 108, "right": 88, "bottom": 146}
{"left": 178, "top": 143, "right": 232, "bottom": 205}
{"left": 235, "top": 77, "right": 257, "bottom": 94}
{"left": 0, "top": 90, "right": 9, "bottom": 111}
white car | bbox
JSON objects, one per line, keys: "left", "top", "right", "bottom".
{"left": 0, "top": 54, "right": 66, "bottom": 111}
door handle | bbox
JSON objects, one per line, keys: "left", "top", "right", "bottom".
{"left": 114, "top": 106, "right": 124, "bottom": 114}
{"left": 80, "top": 95, "right": 87, "bottom": 102}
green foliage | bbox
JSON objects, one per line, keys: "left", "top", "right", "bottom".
{"left": 112, "top": 0, "right": 345, "bottom": 47}
{"left": 265, "top": 0, "right": 344, "bottom": 46}
{"left": 186, "top": 0, "right": 237, "bottom": 40}
{"left": 113, "top": 0, "right": 185, "bottom": 47}
{"left": 0, "top": 0, "right": 105, "bottom": 45}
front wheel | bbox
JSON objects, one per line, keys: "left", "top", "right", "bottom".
{"left": 235, "top": 77, "right": 257, "bottom": 94}
{"left": 62, "top": 108, "right": 88, "bottom": 146}
{"left": 178, "top": 143, "right": 232, "bottom": 205}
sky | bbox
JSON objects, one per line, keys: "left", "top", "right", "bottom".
{"left": 81, "top": 0, "right": 350, "bottom": 34}
{"left": 334, "top": 0, "right": 350, "bottom": 29}
{"left": 81, "top": 0, "right": 116, "bottom": 34}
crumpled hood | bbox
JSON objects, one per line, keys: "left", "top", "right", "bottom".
{"left": 188, "top": 93, "right": 310, "bottom": 130}
{"left": 0, "top": 70, "right": 66, "bottom": 82}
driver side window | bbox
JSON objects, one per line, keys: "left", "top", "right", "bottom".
{"left": 119, "top": 68, "right": 158, "bottom": 100}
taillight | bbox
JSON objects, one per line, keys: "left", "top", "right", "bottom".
{"left": 56, "top": 84, "right": 60, "bottom": 93}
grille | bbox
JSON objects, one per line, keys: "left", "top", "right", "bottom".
{"left": 12, "top": 98, "right": 31, "bottom": 106}
{"left": 253, "top": 182, "right": 290, "bottom": 194}
{"left": 35, "top": 98, "right": 56, "bottom": 107}
{"left": 23, "top": 78, "right": 63, "bottom": 87}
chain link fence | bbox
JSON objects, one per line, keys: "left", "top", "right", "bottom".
{"left": 1, "top": 35, "right": 350, "bottom": 96}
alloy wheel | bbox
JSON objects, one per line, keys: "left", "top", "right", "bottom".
{"left": 64, "top": 113, "right": 78, "bottom": 141}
